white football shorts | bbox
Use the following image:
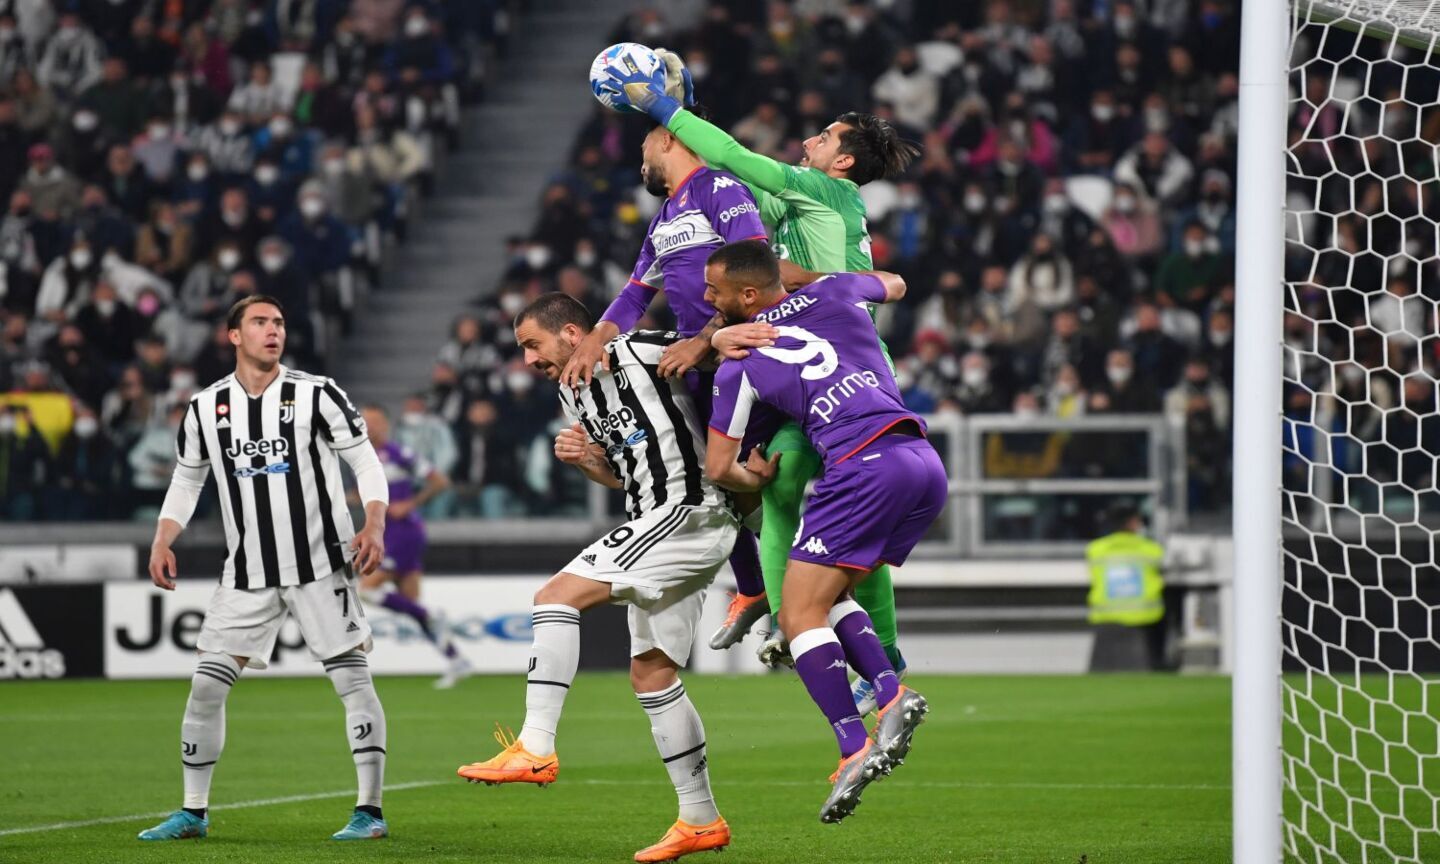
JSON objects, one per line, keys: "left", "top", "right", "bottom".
{"left": 563, "top": 503, "right": 739, "bottom": 666}
{"left": 196, "top": 568, "right": 372, "bottom": 669}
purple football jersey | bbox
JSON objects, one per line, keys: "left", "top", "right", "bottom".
{"left": 378, "top": 441, "right": 429, "bottom": 525}
{"left": 602, "top": 166, "right": 767, "bottom": 337}
{"left": 709, "top": 273, "right": 924, "bottom": 465}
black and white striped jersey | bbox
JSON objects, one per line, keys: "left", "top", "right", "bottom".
{"left": 559, "top": 331, "right": 728, "bottom": 521}
{"left": 176, "top": 365, "right": 366, "bottom": 589}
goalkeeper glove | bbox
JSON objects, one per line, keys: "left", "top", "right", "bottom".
{"left": 601, "top": 48, "right": 694, "bottom": 125}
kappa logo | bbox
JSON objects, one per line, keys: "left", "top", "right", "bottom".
{"left": 712, "top": 175, "right": 737, "bottom": 191}
{"left": 859, "top": 626, "right": 877, "bottom": 637}
{"left": 0, "top": 588, "right": 65, "bottom": 679}
{"left": 799, "top": 536, "right": 830, "bottom": 556}
{"left": 827, "top": 659, "right": 848, "bottom": 670}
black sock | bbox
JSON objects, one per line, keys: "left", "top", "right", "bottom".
{"left": 356, "top": 804, "right": 383, "bottom": 820}
{"left": 183, "top": 807, "right": 207, "bottom": 819}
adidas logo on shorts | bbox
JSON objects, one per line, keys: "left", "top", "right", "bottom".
{"left": 582, "top": 553, "right": 597, "bottom": 565}
{"left": 346, "top": 621, "right": 360, "bottom": 633}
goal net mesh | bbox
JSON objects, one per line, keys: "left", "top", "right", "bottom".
{"left": 1285, "top": 2, "right": 1440, "bottom": 861}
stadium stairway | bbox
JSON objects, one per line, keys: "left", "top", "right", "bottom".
{"left": 338, "top": 1, "right": 614, "bottom": 408}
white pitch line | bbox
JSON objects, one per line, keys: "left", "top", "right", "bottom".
{"left": 0, "top": 780, "right": 446, "bottom": 838}
{"left": 0, "top": 776, "right": 1229, "bottom": 837}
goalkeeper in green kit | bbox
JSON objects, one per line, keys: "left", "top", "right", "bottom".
{"left": 601, "top": 52, "right": 921, "bottom": 713}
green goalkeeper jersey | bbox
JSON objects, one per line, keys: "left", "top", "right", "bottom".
{"left": 665, "top": 108, "right": 890, "bottom": 365}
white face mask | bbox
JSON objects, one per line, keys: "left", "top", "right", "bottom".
{"left": 897, "top": 191, "right": 921, "bottom": 210}
{"left": 1055, "top": 380, "right": 1076, "bottom": 396}
{"left": 1107, "top": 366, "right": 1133, "bottom": 385}
{"left": 269, "top": 117, "right": 292, "bottom": 138}
{"left": 70, "top": 249, "right": 92, "bottom": 269}
{"left": 300, "top": 197, "right": 325, "bottom": 219}
{"left": 322, "top": 159, "right": 345, "bottom": 177}
{"left": 1114, "top": 196, "right": 1136, "bottom": 214}
{"left": 74, "top": 416, "right": 98, "bottom": 437}
{"left": 220, "top": 118, "right": 242, "bottom": 136}
{"left": 218, "top": 249, "right": 240, "bottom": 270}
{"left": 968, "top": 333, "right": 989, "bottom": 350}
{"left": 1340, "top": 365, "right": 1365, "bottom": 383}
{"left": 171, "top": 373, "right": 197, "bottom": 392}
{"left": 576, "top": 250, "right": 597, "bottom": 267}
{"left": 1209, "top": 329, "right": 1232, "bottom": 346}
{"left": 506, "top": 371, "right": 534, "bottom": 394}
{"left": 95, "top": 298, "right": 116, "bottom": 316}
{"left": 964, "top": 192, "right": 986, "bottom": 213}
{"left": 74, "top": 111, "right": 99, "bottom": 132}
{"left": 148, "top": 124, "right": 170, "bottom": 140}
{"left": 256, "top": 166, "right": 279, "bottom": 186}
{"left": 525, "top": 246, "right": 551, "bottom": 270}
{"left": 689, "top": 61, "right": 710, "bottom": 80}
{"left": 401, "top": 411, "right": 424, "bottom": 426}
{"left": 260, "top": 253, "right": 285, "bottom": 273}
{"left": 187, "top": 164, "right": 208, "bottom": 182}
{"left": 405, "top": 16, "right": 428, "bottom": 37}
{"left": 1015, "top": 406, "right": 1040, "bottom": 419}
{"left": 962, "top": 367, "right": 988, "bottom": 387}
{"left": 0, "top": 414, "right": 16, "bottom": 434}
{"left": 1185, "top": 239, "right": 1206, "bottom": 258}
{"left": 1092, "top": 104, "right": 1115, "bottom": 122}
{"left": 500, "top": 293, "right": 525, "bottom": 316}
{"left": 1044, "top": 194, "right": 1068, "bottom": 214}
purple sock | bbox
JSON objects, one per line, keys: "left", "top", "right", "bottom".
{"left": 380, "top": 591, "right": 457, "bottom": 658}
{"left": 728, "top": 528, "right": 764, "bottom": 598}
{"left": 830, "top": 600, "right": 899, "bottom": 708}
{"left": 791, "top": 627, "right": 868, "bottom": 757}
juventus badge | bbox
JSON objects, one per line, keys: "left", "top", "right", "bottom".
{"left": 613, "top": 369, "right": 629, "bottom": 390}
{"left": 280, "top": 400, "right": 295, "bottom": 423}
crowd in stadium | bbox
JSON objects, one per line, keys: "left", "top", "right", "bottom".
{"left": 412, "top": 0, "right": 1242, "bottom": 520}
{"left": 0, "top": 0, "right": 501, "bottom": 521}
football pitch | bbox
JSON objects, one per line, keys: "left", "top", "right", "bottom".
{"left": 0, "top": 674, "right": 1230, "bottom": 863}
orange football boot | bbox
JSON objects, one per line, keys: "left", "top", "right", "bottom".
{"left": 633, "top": 817, "right": 730, "bottom": 862}
{"left": 708, "top": 591, "right": 769, "bottom": 649}
{"left": 457, "top": 725, "right": 559, "bottom": 786}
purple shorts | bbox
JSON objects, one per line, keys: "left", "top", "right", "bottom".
{"left": 382, "top": 518, "right": 426, "bottom": 574}
{"left": 789, "top": 434, "right": 947, "bottom": 572}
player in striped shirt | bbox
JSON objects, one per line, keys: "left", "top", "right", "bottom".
{"left": 604, "top": 59, "right": 921, "bottom": 704}
{"left": 138, "top": 295, "right": 394, "bottom": 843}
{"left": 458, "top": 294, "right": 734, "bottom": 862}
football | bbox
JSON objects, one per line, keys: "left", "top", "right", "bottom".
{"left": 588, "top": 42, "right": 664, "bottom": 113}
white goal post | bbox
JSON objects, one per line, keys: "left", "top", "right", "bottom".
{"left": 1238, "top": 2, "right": 1440, "bottom": 862}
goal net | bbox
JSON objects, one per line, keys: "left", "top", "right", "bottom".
{"left": 1282, "top": 2, "right": 1440, "bottom": 861}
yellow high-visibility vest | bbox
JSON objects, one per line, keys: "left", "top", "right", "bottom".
{"left": 1086, "top": 531, "right": 1165, "bottom": 626}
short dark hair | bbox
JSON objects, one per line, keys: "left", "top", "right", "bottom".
{"left": 833, "top": 112, "right": 922, "bottom": 186}
{"left": 227, "top": 294, "right": 285, "bottom": 330}
{"left": 514, "top": 292, "right": 593, "bottom": 333}
{"left": 707, "top": 239, "right": 780, "bottom": 288}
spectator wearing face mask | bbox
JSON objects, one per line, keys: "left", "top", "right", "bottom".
{"left": 452, "top": 397, "right": 528, "bottom": 518}
{"left": 393, "top": 393, "right": 459, "bottom": 511}
{"left": 35, "top": 236, "right": 101, "bottom": 323}
{"left": 255, "top": 235, "right": 318, "bottom": 365}
{"left": 155, "top": 67, "right": 221, "bottom": 136}
{"left": 1009, "top": 232, "right": 1074, "bottom": 313}
{"left": 1102, "top": 183, "right": 1163, "bottom": 262}
{"left": 1155, "top": 221, "right": 1226, "bottom": 311}
{"left": 50, "top": 404, "right": 121, "bottom": 519}
{"left": 36, "top": 12, "right": 103, "bottom": 102}
{"left": 1066, "top": 89, "right": 1128, "bottom": 174}
{"left": 895, "top": 329, "right": 959, "bottom": 414}
{"left": 128, "top": 399, "right": 185, "bottom": 514}
{"left": 73, "top": 279, "right": 142, "bottom": 366}
{"left": 278, "top": 181, "right": 353, "bottom": 286}
{"left": 955, "top": 350, "right": 1011, "bottom": 414}
{"left": 384, "top": 7, "right": 457, "bottom": 85}
{"left": 1037, "top": 179, "right": 1097, "bottom": 258}
{"left": 131, "top": 115, "right": 184, "bottom": 186}
{"left": 78, "top": 57, "right": 148, "bottom": 139}
{"left": 1205, "top": 308, "right": 1234, "bottom": 385}
{"left": 1113, "top": 132, "right": 1194, "bottom": 209}
{"left": 0, "top": 190, "right": 40, "bottom": 311}
{"left": 1095, "top": 348, "right": 1161, "bottom": 412}
{"left": 246, "top": 157, "right": 294, "bottom": 229}
{"left": 1047, "top": 363, "right": 1088, "bottom": 418}
{"left": 172, "top": 153, "right": 218, "bottom": 223}
{"left": 253, "top": 110, "right": 315, "bottom": 184}
{"left": 180, "top": 240, "right": 246, "bottom": 326}
{"left": 1125, "top": 301, "right": 1188, "bottom": 389}
{"left": 194, "top": 110, "right": 256, "bottom": 186}
{"left": 100, "top": 146, "right": 155, "bottom": 224}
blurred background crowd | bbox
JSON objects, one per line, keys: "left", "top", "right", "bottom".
{"left": 5, "top": 0, "right": 1292, "bottom": 524}
{"left": 0, "top": 0, "right": 503, "bottom": 520}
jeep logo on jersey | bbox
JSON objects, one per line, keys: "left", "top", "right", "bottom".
{"left": 594, "top": 407, "right": 636, "bottom": 436}
{"left": 0, "top": 588, "right": 64, "bottom": 679}
{"left": 225, "top": 437, "right": 291, "bottom": 460}
{"left": 756, "top": 326, "right": 838, "bottom": 380}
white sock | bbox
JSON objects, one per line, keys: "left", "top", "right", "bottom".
{"left": 324, "top": 650, "right": 386, "bottom": 809}
{"left": 638, "top": 680, "right": 719, "bottom": 825}
{"left": 182, "top": 653, "right": 240, "bottom": 810}
{"left": 518, "top": 604, "right": 581, "bottom": 756}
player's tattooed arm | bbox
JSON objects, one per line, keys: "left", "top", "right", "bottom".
{"left": 555, "top": 423, "right": 622, "bottom": 489}
{"left": 659, "top": 313, "right": 725, "bottom": 378}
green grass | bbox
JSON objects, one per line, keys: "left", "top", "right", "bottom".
{"left": 0, "top": 674, "right": 1231, "bottom": 863}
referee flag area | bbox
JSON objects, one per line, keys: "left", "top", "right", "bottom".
{"left": 0, "top": 674, "right": 1229, "bottom": 863}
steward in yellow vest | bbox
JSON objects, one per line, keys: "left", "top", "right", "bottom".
{"left": 1086, "top": 507, "right": 1165, "bottom": 626}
